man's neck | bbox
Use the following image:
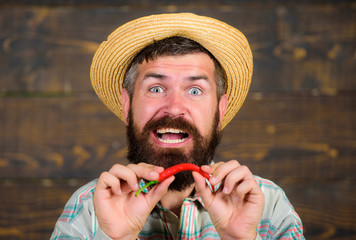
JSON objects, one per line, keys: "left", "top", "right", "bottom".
{"left": 160, "top": 184, "right": 196, "bottom": 217}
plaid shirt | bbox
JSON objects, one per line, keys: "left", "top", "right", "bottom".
{"left": 51, "top": 176, "right": 304, "bottom": 239}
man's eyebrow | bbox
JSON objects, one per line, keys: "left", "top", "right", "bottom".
{"left": 188, "top": 75, "right": 209, "bottom": 81}
{"left": 142, "top": 73, "right": 167, "bottom": 81}
{"left": 142, "top": 73, "right": 210, "bottom": 83}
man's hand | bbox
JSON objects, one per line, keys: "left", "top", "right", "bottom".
{"left": 193, "top": 160, "right": 265, "bottom": 240}
{"left": 93, "top": 163, "right": 174, "bottom": 240}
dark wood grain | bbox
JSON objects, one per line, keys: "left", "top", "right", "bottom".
{"left": 1, "top": 93, "right": 354, "bottom": 180}
{"left": 0, "top": 96, "right": 128, "bottom": 178}
{"left": 0, "top": 1, "right": 355, "bottom": 239}
{"left": 278, "top": 179, "right": 356, "bottom": 240}
{"left": 0, "top": 180, "right": 87, "bottom": 239}
{"left": 0, "top": 2, "right": 354, "bottom": 92}
{"left": 223, "top": 92, "right": 356, "bottom": 180}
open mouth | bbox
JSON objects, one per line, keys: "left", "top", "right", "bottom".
{"left": 155, "top": 128, "right": 189, "bottom": 144}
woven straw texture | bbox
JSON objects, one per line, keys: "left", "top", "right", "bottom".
{"left": 90, "top": 13, "right": 253, "bottom": 129}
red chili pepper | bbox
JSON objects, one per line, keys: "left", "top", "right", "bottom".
{"left": 135, "top": 163, "right": 210, "bottom": 196}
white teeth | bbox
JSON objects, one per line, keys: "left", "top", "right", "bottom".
{"left": 156, "top": 128, "right": 188, "bottom": 144}
{"left": 157, "top": 138, "right": 188, "bottom": 144}
{"left": 156, "top": 128, "right": 184, "bottom": 134}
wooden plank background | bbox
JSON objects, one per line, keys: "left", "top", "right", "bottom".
{"left": 0, "top": 1, "right": 355, "bottom": 239}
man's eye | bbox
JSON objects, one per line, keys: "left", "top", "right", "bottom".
{"left": 149, "top": 86, "right": 163, "bottom": 93}
{"left": 188, "top": 87, "right": 202, "bottom": 96}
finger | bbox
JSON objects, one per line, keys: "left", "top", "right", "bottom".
{"left": 234, "top": 178, "right": 261, "bottom": 202}
{"left": 96, "top": 171, "right": 122, "bottom": 195}
{"left": 200, "top": 165, "right": 213, "bottom": 175}
{"left": 137, "top": 162, "right": 165, "bottom": 173}
{"left": 200, "top": 162, "right": 221, "bottom": 175}
{"left": 108, "top": 164, "right": 139, "bottom": 191}
{"left": 145, "top": 176, "right": 175, "bottom": 209}
{"left": 209, "top": 160, "right": 241, "bottom": 185}
{"left": 127, "top": 163, "right": 163, "bottom": 182}
{"left": 192, "top": 171, "right": 213, "bottom": 202}
{"left": 222, "top": 165, "right": 253, "bottom": 195}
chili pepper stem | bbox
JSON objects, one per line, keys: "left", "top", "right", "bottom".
{"left": 135, "top": 180, "right": 159, "bottom": 197}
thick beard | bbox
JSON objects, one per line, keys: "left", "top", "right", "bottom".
{"left": 126, "top": 109, "right": 222, "bottom": 191}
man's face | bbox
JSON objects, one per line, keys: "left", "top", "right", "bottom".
{"left": 122, "top": 53, "right": 228, "bottom": 191}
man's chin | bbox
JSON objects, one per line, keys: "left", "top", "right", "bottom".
{"left": 149, "top": 148, "right": 193, "bottom": 169}
{"left": 152, "top": 145, "right": 192, "bottom": 156}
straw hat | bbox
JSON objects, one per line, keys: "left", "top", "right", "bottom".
{"left": 90, "top": 13, "right": 253, "bottom": 129}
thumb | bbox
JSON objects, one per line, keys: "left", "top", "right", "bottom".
{"left": 193, "top": 172, "right": 213, "bottom": 203}
{"left": 145, "top": 176, "right": 175, "bottom": 209}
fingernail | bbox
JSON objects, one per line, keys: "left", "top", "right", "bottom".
{"left": 134, "top": 184, "right": 139, "bottom": 190}
{"left": 155, "top": 166, "right": 164, "bottom": 172}
{"left": 223, "top": 187, "right": 228, "bottom": 194}
{"left": 150, "top": 171, "right": 158, "bottom": 178}
{"left": 117, "top": 189, "right": 122, "bottom": 195}
{"left": 210, "top": 177, "right": 217, "bottom": 184}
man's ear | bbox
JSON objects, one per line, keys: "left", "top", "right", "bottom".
{"left": 121, "top": 88, "right": 130, "bottom": 126}
{"left": 218, "top": 94, "right": 228, "bottom": 126}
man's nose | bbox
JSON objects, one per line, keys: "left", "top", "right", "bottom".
{"left": 163, "top": 91, "right": 187, "bottom": 118}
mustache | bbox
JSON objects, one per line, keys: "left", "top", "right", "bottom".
{"left": 141, "top": 115, "right": 201, "bottom": 138}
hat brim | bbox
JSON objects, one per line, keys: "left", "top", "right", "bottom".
{"left": 90, "top": 13, "right": 253, "bottom": 129}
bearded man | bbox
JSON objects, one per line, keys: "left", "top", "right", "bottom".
{"left": 51, "top": 13, "right": 304, "bottom": 240}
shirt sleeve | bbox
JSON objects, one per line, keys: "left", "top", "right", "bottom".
{"left": 255, "top": 176, "right": 305, "bottom": 240}
{"left": 50, "top": 180, "right": 112, "bottom": 240}
{"left": 255, "top": 231, "right": 263, "bottom": 240}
